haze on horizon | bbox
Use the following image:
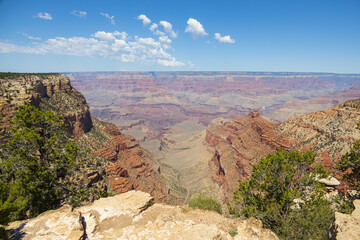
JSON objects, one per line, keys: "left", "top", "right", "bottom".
{"left": 0, "top": 0, "right": 359, "bottom": 73}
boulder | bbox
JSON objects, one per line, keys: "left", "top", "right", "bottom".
{"left": 317, "top": 176, "right": 341, "bottom": 186}
{"left": 329, "top": 200, "right": 360, "bottom": 240}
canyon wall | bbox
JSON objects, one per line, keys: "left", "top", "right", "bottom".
{"left": 205, "top": 101, "right": 360, "bottom": 199}
{"left": 0, "top": 73, "right": 168, "bottom": 202}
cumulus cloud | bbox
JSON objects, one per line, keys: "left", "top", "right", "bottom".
{"left": 0, "top": 31, "right": 185, "bottom": 67}
{"left": 149, "top": 23, "right": 158, "bottom": 31}
{"left": 185, "top": 18, "right": 207, "bottom": 39}
{"left": 101, "top": 13, "right": 115, "bottom": 25}
{"left": 159, "top": 21, "right": 177, "bottom": 38}
{"left": 71, "top": 10, "right": 87, "bottom": 18}
{"left": 137, "top": 14, "right": 151, "bottom": 25}
{"left": 149, "top": 23, "right": 165, "bottom": 36}
{"left": 20, "top": 33, "right": 41, "bottom": 40}
{"left": 214, "top": 33, "right": 235, "bottom": 44}
{"left": 92, "top": 31, "right": 128, "bottom": 41}
{"left": 34, "top": 12, "right": 52, "bottom": 20}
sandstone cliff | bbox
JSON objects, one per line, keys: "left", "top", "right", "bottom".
{"left": 7, "top": 190, "right": 279, "bottom": 240}
{"left": 76, "top": 118, "right": 167, "bottom": 202}
{"left": 205, "top": 101, "right": 360, "bottom": 199}
{"left": 0, "top": 73, "right": 92, "bottom": 138}
{"left": 0, "top": 73, "right": 168, "bottom": 203}
{"left": 205, "top": 110, "right": 293, "bottom": 200}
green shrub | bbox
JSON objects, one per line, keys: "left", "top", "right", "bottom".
{"left": 188, "top": 195, "right": 222, "bottom": 214}
{"left": 229, "top": 229, "right": 238, "bottom": 237}
{"left": 336, "top": 123, "right": 360, "bottom": 191}
{"left": 229, "top": 148, "right": 334, "bottom": 240}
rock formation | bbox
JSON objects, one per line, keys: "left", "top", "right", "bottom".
{"left": 77, "top": 118, "right": 168, "bottom": 202}
{"left": 205, "top": 110, "right": 293, "bottom": 200}
{"left": 7, "top": 190, "right": 279, "bottom": 240}
{"left": 0, "top": 73, "right": 92, "bottom": 138}
{"left": 0, "top": 73, "right": 168, "bottom": 203}
{"left": 275, "top": 100, "right": 360, "bottom": 191}
{"left": 205, "top": 101, "right": 360, "bottom": 200}
{"left": 329, "top": 200, "right": 360, "bottom": 240}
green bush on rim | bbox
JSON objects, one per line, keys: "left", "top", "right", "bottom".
{"left": 188, "top": 195, "right": 222, "bottom": 214}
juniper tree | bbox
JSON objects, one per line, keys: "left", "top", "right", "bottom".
{"left": 229, "top": 148, "right": 334, "bottom": 240}
{"left": 0, "top": 104, "right": 82, "bottom": 224}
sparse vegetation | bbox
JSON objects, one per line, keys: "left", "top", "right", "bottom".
{"left": 188, "top": 195, "right": 222, "bottom": 214}
{"left": 0, "top": 104, "right": 98, "bottom": 229}
{"left": 336, "top": 123, "right": 360, "bottom": 192}
{"left": 229, "top": 229, "right": 238, "bottom": 237}
{"left": 229, "top": 148, "right": 334, "bottom": 240}
{"left": 0, "top": 72, "right": 59, "bottom": 79}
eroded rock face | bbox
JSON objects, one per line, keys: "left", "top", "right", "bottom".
{"left": 205, "top": 111, "right": 293, "bottom": 200}
{"left": 7, "top": 190, "right": 279, "bottom": 240}
{"left": 205, "top": 100, "right": 360, "bottom": 199}
{"left": 0, "top": 73, "right": 93, "bottom": 138}
{"left": 329, "top": 200, "right": 360, "bottom": 240}
{"left": 275, "top": 101, "right": 360, "bottom": 191}
{"left": 77, "top": 118, "right": 168, "bottom": 203}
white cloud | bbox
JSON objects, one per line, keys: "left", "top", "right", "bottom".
{"left": 214, "top": 33, "right": 235, "bottom": 44}
{"left": 149, "top": 23, "right": 158, "bottom": 31}
{"left": 93, "top": 31, "right": 116, "bottom": 41}
{"left": 185, "top": 18, "right": 208, "bottom": 39}
{"left": 113, "top": 31, "right": 129, "bottom": 40}
{"left": 149, "top": 23, "right": 165, "bottom": 36}
{"left": 20, "top": 33, "right": 41, "bottom": 40}
{"left": 71, "top": 10, "right": 87, "bottom": 18}
{"left": 0, "top": 31, "right": 186, "bottom": 67}
{"left": 137, "top": 14, "right": 151, "bottom": 25}
{"left": 34, "top": 12, "right": 52, "bottom": 20}
{"left": 93, "top": 31, "right": 129, "bottom": 41}
{"left": 159, "top": 21, "right": 177, "bottom": 38}
{"left": 100, "top": 13, "right": 115, "bottom": 25}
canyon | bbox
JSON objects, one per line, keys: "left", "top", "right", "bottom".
{"left": 2, "top": 72, "right": 360, "bottom": 239}
{"left": 68, "top": 71, "right": 360, "bottom": 202}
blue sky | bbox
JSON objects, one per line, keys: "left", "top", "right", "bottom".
{"left": 0, "top": 0, "right": 359, "bottom": 73}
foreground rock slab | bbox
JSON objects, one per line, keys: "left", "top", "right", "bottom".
{"left": 330, "top": 200, "right": 360, "bottom": 240}
{"left": 7, "top": 205, "right": 84, "bottom": 240}
{"left": 7, "top": 190, "right": 278, "bottom": 240}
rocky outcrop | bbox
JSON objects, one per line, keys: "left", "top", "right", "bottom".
{"left": 275, "top": 101, "right": 360, "bottom": 191}
{"left": 205, "top": 111, "right": 293, "bottom": 200}
{"left": 329, "top": 200, "right": 360, "bottom": 240}
{"left": 7, "top": 190, "right": 279, "bottom": 240}
{"left": 76, "top": 118, "right": 168, "bottom": 203}
{"left": 0, "top": 73, "right": 92, "bottom": 138}
{"left": 205, "top": 101, "right": 360, "bottom": 199}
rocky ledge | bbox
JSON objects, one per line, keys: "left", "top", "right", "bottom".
{"left": 330, "top": 200, "right": 360, "bottom": 240}
{"left": 7, "top": 190, "right": 278, "bottom": 240}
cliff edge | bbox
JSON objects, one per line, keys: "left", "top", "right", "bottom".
{"left": 7, "top": 190, "right": 279, "bottom": 240}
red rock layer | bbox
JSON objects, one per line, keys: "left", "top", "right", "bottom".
{"left": 90, "top": 119, "right": 168, "bottom": 202}
{"left": 206, "top": 102, "right": 360, "bottom": 197}
{"left": 205, "top": 110, "right": 293, "bottom": 200}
